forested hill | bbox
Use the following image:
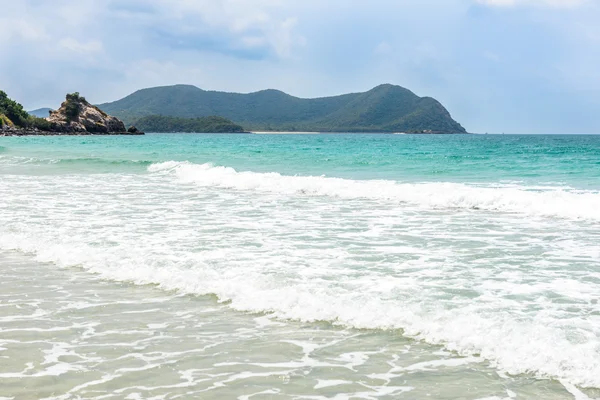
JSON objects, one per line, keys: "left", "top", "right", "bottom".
{"left": 132, "top": 115, "right": 245, "bottom": 133}
{"left": 98, "top": 84, "right": 467, "bottom": 133}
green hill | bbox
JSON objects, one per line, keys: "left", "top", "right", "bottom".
{"left": 1, "top": 90, "right": 30, "bottom": 127}
{"left": 98, "top": 84, "right": 466, "bottom": 133}
{"left": 133, "top": 115, "right": 245, "bottom": 133}
{"left": 1, "top": 90, "right": 52, "bottom": 131}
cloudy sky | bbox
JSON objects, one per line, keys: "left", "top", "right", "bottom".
{"left": 1, "top": 0, "right": 599, "bottom": 133}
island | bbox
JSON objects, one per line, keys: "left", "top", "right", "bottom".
{"left": 1, "top": 90, "right": 143, "bottom": 136}
{"left": 5, "top": 83, "right": 469, "bottom": 135}
{"left": 98, "top": 83, "right": 467, "bottom": 134}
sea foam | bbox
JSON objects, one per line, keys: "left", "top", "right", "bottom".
{"left": 149, "top": 161, "right": 600, "bottom": 221}
{"left": 0, "top": 162, "right": 599, "bottom": 390}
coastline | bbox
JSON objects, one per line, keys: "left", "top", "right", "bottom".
{"left": 1, "top": 128, "right": 468, "bottom": 136}
{"left": 1, "top": 129, "right": 144, "bottom": 136}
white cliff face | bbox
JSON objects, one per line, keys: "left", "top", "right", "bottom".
{"left": 48, "top": 95, "right": 127, "bottom": 133}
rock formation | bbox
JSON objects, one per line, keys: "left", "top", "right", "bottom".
{"left": 0, "top": 90, "right": 143, "bottom": 136}
{"left": 46, "top": 93, "right": 143, "bottom": 134}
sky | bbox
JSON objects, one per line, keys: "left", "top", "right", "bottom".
{"left": 1, "top": 0, "right": 599, "bottom": 133}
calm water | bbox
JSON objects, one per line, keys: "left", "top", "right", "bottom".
{"left": 0, "top": 133, "right": 599, "bottom": 399}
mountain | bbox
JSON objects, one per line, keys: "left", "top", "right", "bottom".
{"left": 98, "top": 84, "right": 467, "bottom": 133}
{"left": 28, "top": 108, "right": 52, "bottom": 118}
{"left": 133, "top": 115, "right": 245, "bottom": 133}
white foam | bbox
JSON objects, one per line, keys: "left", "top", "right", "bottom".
{"left": 1, "top": 163, "right": 600, "bottom": 391}
{"left": 403, "top": 357, "right": 484, "bottom": 371}
{"left": 3, "top": 229, "right": 598, "bottom": 388}
{"left": 314, "top": 380, "right": 352, "bottom": 389}
{"left": 475, "top": 390, "right": 517, "bottom": 400}
{"left": 148, "top": 161, "right": 600, "bottom": 220}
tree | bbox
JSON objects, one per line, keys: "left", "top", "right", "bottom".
{"left": 64, "top": 92, "right": 84, "bottom": 122}
{"left": 0, "top": 90, "right": 29, "bottom": 127}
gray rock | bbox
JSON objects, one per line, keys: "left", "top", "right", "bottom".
{"left": 46, "top": 93, "right": 131, "bottom": 134}
{"left": 127, "top": 126, "right": 144, "bottom": 134}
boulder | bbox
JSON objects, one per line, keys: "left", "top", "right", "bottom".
{"left": 127, "top": 126, "right": 144, "bottom": 135}
{"left": 46, "top": 93, "right": 130, "bottom": 134}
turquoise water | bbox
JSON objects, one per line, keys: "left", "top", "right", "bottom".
{"left": 3, "top": 134, "right": 600, "bottom": 186}
{"left": 1, "top": 133, "right": 599, "bottom": 399}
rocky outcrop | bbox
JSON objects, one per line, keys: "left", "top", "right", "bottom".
{"left": 44, "top": 93, "right": 143, "bottom": 135}
{"left": 127, "top": 126, "right": 142, "bottom": 134}
{"left": 1, "top": 125, "right": 49, "bottom": 136}
{"left": 0, "top": 90, "right": 144, "bottom": 136}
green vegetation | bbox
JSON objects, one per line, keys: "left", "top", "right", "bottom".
{"left": 0, "top": 113, "right": 13, "bottom": 127}
{"left": 1, "top": 114, "right": 10, "bottom": 125}
{"left": 0, "top": 90, "right": 59, "bottom": 131}
{"left": 98, "top": 84, "right": 466, "bottom": 133}
{"left": 133, "top": 115, "right": 245, "bottom": 133}
{"left": 64, "top": 92, "right": 85, "bottom": 122}
{"left": 0, "top": 90, "right": 30, "bottom": 127}
{"left": 0, "top": 90, "right": 50, "bottom": 130}
{"left": 27, "top": 116, "right": 52, "bottom": 130}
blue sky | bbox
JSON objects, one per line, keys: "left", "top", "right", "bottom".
{"left": 1, "top": 0, "right": 599, "bottom": 133}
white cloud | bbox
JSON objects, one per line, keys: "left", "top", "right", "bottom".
{"left": 137, "top": 0, "right": 304, "bottom": 58}
{"left": 0, "top": 19, "right": 48, "bottom": 42}
{"left": 0, "top": 0, "right": 303, "bottom": 61}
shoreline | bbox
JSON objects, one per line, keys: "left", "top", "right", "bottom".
{"left": 0, "top": 130, "right": 472, "bottom": 136}
{"left": 1, "top": 129, "right": 144, "bottom": 136}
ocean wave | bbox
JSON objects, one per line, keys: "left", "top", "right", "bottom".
{"left": 148, "top": 161, "right": 600, "bottom": 220}
{"left": 1, "top": 160, "right": 599, "bottom": 390}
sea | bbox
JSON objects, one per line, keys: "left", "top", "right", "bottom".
{"left": 0, "top": 133, "right": 599, "bottom": 400}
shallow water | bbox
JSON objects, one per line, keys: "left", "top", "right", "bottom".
{"left": 1, "top": 133, "right": 599, "bottom": 399}
{"left": 1, "top": 252, "right": 594, "bottom": 399}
